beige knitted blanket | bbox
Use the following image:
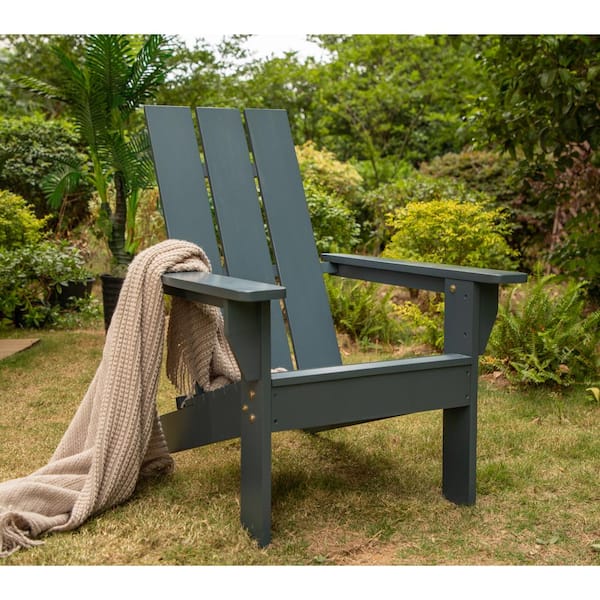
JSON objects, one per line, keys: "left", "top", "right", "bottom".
{"left": 0, "top": 239, "right": 240, "bottom": 557}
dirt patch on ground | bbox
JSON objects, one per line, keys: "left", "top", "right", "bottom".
{"left": 307, "top": 527, "right": 401, "bottom": 565}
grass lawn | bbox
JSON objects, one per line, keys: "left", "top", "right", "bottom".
{"left": 0, "top": 327, "right": 599, "bottom": 567}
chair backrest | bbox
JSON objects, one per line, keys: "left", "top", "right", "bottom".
{"left": 145, "top": 105, "right": 341, "bottom": 371}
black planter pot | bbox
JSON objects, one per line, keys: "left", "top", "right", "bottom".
{"left": 52, "top": 277, "right": 96, "bottom": 308}
{"left": 100, "top": 274, "right": 124, "bottom": 332}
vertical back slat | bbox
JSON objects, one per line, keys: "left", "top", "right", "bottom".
{"left": 144, "top": 105, "right": 222, "bottom": 273}
{"left": 195, "top": 108, "right": 293, "bottom": 370}
{"left": 245, "top": 109, "right": 341, "bottom": 369}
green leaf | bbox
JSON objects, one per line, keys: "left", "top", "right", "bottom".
{"left": 558, "top": 68, "right": 571, "bottom": 84}
{"left": 587, "top": 65, "right": 600, "bottom": 81}
{"left": 540, "top": 70, "right": 557, "bottom": 89}
{"left": 536, "top": 535, "right": 560, "bottom": 545}
{"left": 586, "top": 387, "right": 600, "bottom": 403}
{"left": 591, "top": 543, "right": 600, "bottom": 552}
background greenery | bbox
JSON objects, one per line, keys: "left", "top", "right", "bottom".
{"left": 0, "top": 33, "right": 598, "bottom": 384}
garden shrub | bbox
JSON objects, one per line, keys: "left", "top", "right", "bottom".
{"left": 0, "top": 190, "right": 47, "bottom": 249}
{"left": 360, "top": 170, "right": 495, "bottom": 252}
{"left": 0, "top": 113, "right": 91, "bottom": 226}
{"left": 383, "top": 198, "right": 518, "bottom": 270}
{"left": 305, "top": 182, "right": 360, "bottom": 254}
{"left": 484, "top": 274, "right": 600, "bottom": 386}
{"left": 551, "top": 212, "right": 600, "bottom": 303}
{"left": 0, "top": 240, "right": 93, "bottom": 328}
{"left": 419, "top": 149, "right": 519, "bottom": 204}
{"left": 383, "top": 198, "right": 518, "bottom": 354}
{"left": 296, "top": 141, "right": 363, "bottom": 204}
{"left": 294, "top": 142, "right": 363, "bottom": 253}
{"left": 393, "top": 298, "right": 444, "bottom": 352}
{"left": 546, "top": 145, "right": 600, "bottom": 303}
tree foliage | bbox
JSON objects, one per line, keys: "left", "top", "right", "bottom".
{"left": 478, "top": 35, "right": 600, "bottom": 292}
{"left": 310, "top": 35, "right": 489, "bottom": 184}
{"left": 157, "top": 35, "right": 252, "bottom": 108}
{"left": 0, "top": 35, "right": 86, "bottom": 116}
{"left": 3, "top": 33, "right": 598, "bottom": 299}
{"left": 481, "top": 35, "right": 600, "bottom": 168}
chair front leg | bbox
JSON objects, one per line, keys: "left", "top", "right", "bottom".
{"left": 442, "top": 279, "right": 481, "bottom": 505}
{"left": 224, "top": 300, "right": 273, "bottom": 546}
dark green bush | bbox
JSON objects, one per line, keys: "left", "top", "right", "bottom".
{"left": 305, "top": 182, "right": 360, "bottom": 254}
{"left": 551, "top": 211, "right": 600, "bottom": 304}
{"left": 484, "top": 274, "right": 600, "bottom": 386}
{"left": 0, "top": 113, "right": 91, "bottom": 226}
{"left": 0, "top": 240, "right": 93, "bottom": 328}
{"left": 419, "top": 149, "right": 519, "bottom": 203}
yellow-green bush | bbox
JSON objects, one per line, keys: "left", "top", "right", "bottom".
{"left": 383, "top": 199, "right": 518, "bottom": 270}
{"left": 0, "top": 190, "right": 48, "bottom": 249}
{"left": 296, "top": 141, "right": 363, "bottom": 204}
{"left": 359, "top": 170, "right": 496, "bottom": 253}
{"left": 384, "top": 198, "right": 519, "bottom": 354}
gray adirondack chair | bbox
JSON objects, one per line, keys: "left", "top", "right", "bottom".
{"left": 144, "top": 105, "right": 527, "bottom": 546}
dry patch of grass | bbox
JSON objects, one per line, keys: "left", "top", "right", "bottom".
{"left": 1, "top": 327, "right": 599, "bottom": 566}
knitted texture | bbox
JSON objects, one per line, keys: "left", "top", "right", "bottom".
{"left": 0, "top": 240, "right": 240, "bottom": 557}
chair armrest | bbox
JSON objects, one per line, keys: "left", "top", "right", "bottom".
{"left": 162, "top": 271, "right": 286, "bottom": 305}
{"left": 322, "top": 253, "right": 527, "bottom": 292}
{"left": 163, "top": 271, "right": 282, "bottom": 380}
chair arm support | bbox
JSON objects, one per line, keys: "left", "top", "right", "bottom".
{"left": 323, "top": 253, "right": 528, "bottom": 356}
{"left": 162, "top": 271, "right": 285, "bottom": 307}
{"left": 322, "top": 253, "right": 527, "bottom": 292}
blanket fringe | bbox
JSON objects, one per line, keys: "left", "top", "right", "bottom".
{"left": 0, "top": 512, "right": 44, "bottom": 558}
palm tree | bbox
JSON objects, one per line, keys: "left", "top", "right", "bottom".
{"left": 19, "top": 34, "right": 173, "bottom": 267}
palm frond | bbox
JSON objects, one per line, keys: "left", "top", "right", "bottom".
{"left": 13, "top": 74, "right": 63, "bottom": 101}
{"left": 127, "top": 130, "right": 156, "bottom": 186}
{"left": 101, "top": 130, "right": 154, "bottom": 193}
{"left": 124, "top": 35, "right": 172, "bottom": 113}
{"left": 41, "top": 157, "right": 87, "bottom": 209}
{"left": 85, "top": 35, "right": 131, "bottom": 115}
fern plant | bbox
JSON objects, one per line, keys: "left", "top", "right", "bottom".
{"left": 485, "top": 274, "right": 600, "bottom": 386}
{"left": 325, "top": 278, "right": 409, "bottom": 347}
